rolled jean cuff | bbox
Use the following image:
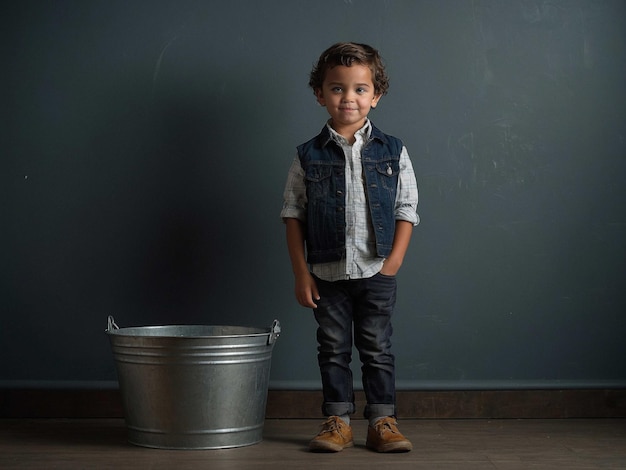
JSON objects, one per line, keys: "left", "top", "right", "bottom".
{"left": 364, "top": 403, "right": 396, "bottom": 420}
{"left": 323, "top": 402, "right": 356, "bottom": 417}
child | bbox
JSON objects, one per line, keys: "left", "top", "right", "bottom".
{"left": 280, "top": 42, "right": 419, "bottom": 453}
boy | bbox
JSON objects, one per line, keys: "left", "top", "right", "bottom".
{"left": 280, "top": 43, "right": 419, "bottom": 453}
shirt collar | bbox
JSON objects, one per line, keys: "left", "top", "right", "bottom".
{"left": 325, "top": 119, "right": 372, "bottom": 146}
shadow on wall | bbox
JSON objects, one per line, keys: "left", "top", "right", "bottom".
{"left": 88, "top": 51, "right": 280, "bottom": 328}
{"left": 133, "top": 76, "right": 269, "bottom": 325}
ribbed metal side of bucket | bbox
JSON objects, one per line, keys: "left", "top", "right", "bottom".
{"left": 107, "top": 325, "right": 276, "bottom": 449}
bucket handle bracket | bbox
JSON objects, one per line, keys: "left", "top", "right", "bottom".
{"left": 107, "top": 315, "right": 119, "bottom": 332}
{"left": 268, "top": 319, "right": 281, "bottom": 345}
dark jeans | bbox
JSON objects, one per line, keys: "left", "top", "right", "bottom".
{"left": 313, "top": 272, "right": 397, "bottom": 419}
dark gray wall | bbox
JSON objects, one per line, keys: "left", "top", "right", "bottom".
{"left": 2, "top": 0, "right": 625, "bottom": 390}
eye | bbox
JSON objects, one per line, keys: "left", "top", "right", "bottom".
{"left": 331, "top": 86, "right": 343, "bottom": 93}
{"left": 356, "top": 87, "right": 366, "bottom": 94}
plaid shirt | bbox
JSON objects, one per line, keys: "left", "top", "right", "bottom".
{"left": 281, "top": 120, "right": 419, "bottom": 281}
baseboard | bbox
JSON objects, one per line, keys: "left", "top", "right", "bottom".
{"left": 1, "top": 389, "right": 624, "bottom": 419}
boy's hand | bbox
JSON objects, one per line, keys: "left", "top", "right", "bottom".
{"left": 380, "top": 220, "right": 414, "bottom": 276}
{"left": 294, "top": 271, "right": 320, "bottom": 308}
{"left": 285, "top": 218, "right": 320, "bottom": 308}
{"left": 380, "top": 257, "right": 401, "bottom": 276}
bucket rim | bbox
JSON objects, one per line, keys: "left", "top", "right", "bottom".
{"left": 105, "top": 317, "right": 280, "bottom": 344}
{"left": 106, "top": 324, "right": 272, "bottom": 339}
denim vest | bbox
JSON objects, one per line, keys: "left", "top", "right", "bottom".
{"left": 297, "top": 123, "right": 403, "bottom": 264}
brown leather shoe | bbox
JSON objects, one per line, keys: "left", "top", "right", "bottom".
{"left": 366, "top": 417, "right": 413, "bottom": 453}
{"left": 309, "top": 416, "right": 354, "bottom": 452}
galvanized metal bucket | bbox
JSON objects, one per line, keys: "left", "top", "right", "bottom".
{"left": 106, "top": 316, "right": 280, "bottom": 450}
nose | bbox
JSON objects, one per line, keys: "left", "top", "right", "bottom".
{"left": 342, "top": 90, "right": 355, "bottom": 101}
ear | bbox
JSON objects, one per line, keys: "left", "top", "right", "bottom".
{"left": 315, "top": 88, "right": 326, "bottom": 107}
{"left": 371, "top": 93, "right": 382, "bottom": 109}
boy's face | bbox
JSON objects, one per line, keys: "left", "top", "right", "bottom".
{"left": 315, "top": 64, "right": 381, "bottom": 139}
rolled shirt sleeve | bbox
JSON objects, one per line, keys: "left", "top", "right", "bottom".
{"left": 280, "top": 155, "right": 307, "bottom": 223}
{"left": 394, "top": 146, "right": 420, "bottom": 226}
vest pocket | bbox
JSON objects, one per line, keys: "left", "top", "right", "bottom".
{"left": 375, "top": 158, "right": 400, "bottom": 190}
{"left": 304, "top": 164, "right": 334, "bottom": 199}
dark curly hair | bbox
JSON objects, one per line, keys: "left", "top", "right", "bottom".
{"left": 308, "top": 42, "right": 390, "bottom": 96}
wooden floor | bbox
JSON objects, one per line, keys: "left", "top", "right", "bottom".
{"left": 1, "top": 418, "right": 625, "bottom": 469}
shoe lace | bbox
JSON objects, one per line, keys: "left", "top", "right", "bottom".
{"left": 319, "top": 417, "right": 345, "bottom": 436}
{"left": 376, "top": 418, "right": 399, "bottom": 435}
